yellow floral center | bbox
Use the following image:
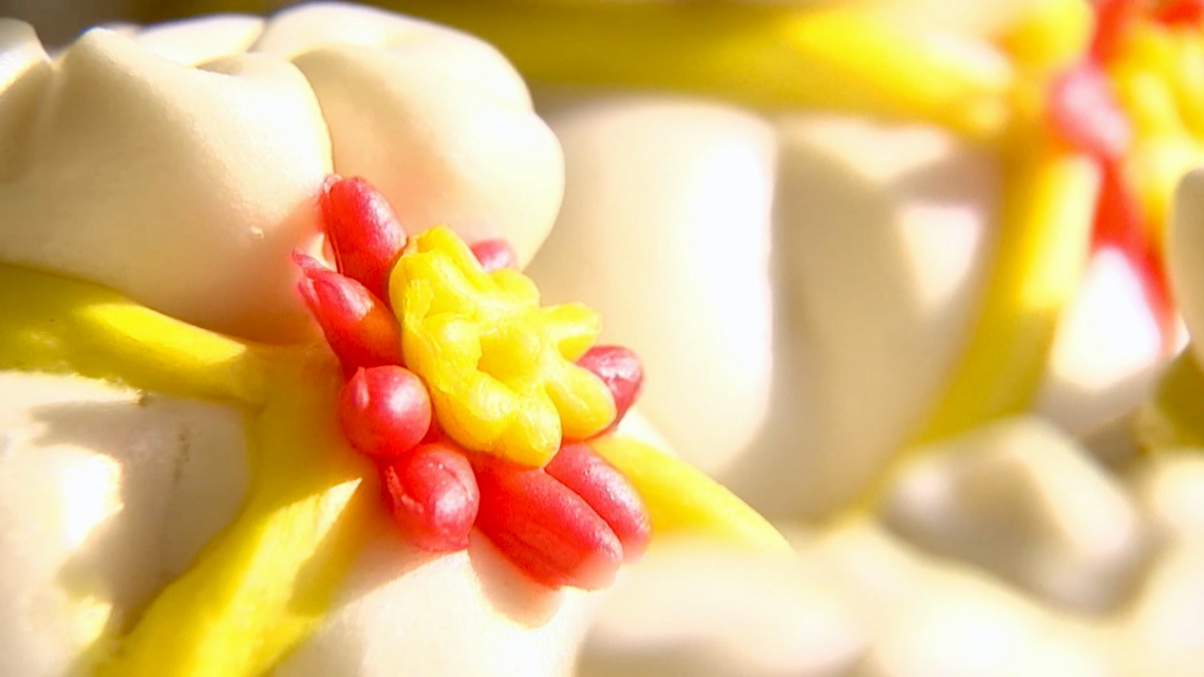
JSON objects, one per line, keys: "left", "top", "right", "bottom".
{"left": 388, "top": 226, "right": 616, "bottom": 466}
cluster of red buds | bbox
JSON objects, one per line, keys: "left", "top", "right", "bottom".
{"left": 295, "top": 176, "right": 651, "bottom": 590}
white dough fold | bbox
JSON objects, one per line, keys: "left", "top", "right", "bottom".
{"left": 0, "top": 4, "right": 563, "bottom": 341}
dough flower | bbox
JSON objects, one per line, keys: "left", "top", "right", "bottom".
{"left": 393, "top": 226, "right": 615, "bottom": 466}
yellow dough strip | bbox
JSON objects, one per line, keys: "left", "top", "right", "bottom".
{"left": 370, "top": 0, "right": 1011, "bottom": 138}
{"left": 0, "top": 263, "right": 372, "bottom": 675}
{"left": 917, "top": 136, "right": 1100, "bottom": 442}
{"left": 0, "top": 264, "right": 269, "bottom": 407}
{"left": 590, "top": 435, "right": 790, "bottom": 553}
{"left": 98, "top": 367, "right": 375, "bottom": 677}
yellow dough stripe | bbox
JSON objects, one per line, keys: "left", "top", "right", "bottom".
{"left": 383, "top": 0, "right": 1012, "bottom": 138}
{"left": 0, "top": 263, "right": 370, "bottom": 675}
{"left": 0, "top": 264, "right": 268, "bottom": 407}
{"left": 98, "top": 369, "right": 374, "bottom": 677}
{"left": 917, "top": 136, "right": 1100, "bottom": 442}
{"left": 590, "top": 435, "right": 790, "bottom": 553}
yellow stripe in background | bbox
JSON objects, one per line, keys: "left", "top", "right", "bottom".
{"left": 382, "top": 1, "right": 1013, "bottom": 139}
{"left": 918, "top": 138, "right": 1100, "bottom": 443}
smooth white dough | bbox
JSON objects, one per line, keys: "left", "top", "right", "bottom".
{"left": 1036, "top": 248, "right": 1170, "bottom": 435}
{"left": 274, "top": 531, "right": 597, "bottom": 677}
{"left": 256, "top": 3, "right": 561, "bottom": 268}
{"left": 577, "top": 539, "right": 867, "bottom": 677}
{"left": 880, "top": 417, "right": 1149, "bottom": 614}
{"left": 132, "top": 14, "right": 265, "bottom": 66}
{"left": 0, "top": 19, "right": 52, "bottom": 182}
{"left": 742, "top": 114, "right": 999, "bottom": 519}
{"left": 0, "top": 25, "right": 333, "bottom": 342}
{"left": 289, "top": 41, "right": 562, "bottom": 269}
{"left": 0, "top": 372, "right": 249, "bottom": 676}
{"left": 528, "top": 94, "right": 777, "bottom": 479}
{"left": 254, "top": 3, "right": 530, "bottom": 108}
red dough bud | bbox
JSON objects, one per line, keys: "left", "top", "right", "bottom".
{"left": 472, "top": 454, "right": 622, "bottom": 590}
{"left": 469, "top": 238, "right": 518, "bottom": 272}
{"left": 321, "top": 176, "right": 407, "bottom": 301}
{"left": 545, "top": 442, "right": 651, "bottom": 562}
{"left": 295, "top": 252, "right": 403, "bottom": 376}
{"left": 1153, "top": 0, "right": 1204, "bottom": 25}
{"left": 380, "top": 443, "right": 479, "bottom": 552}
{"left": 1046, "top": 62, "right": 1130, "bottom": 160}
{"left": 1091, "top": 0, "right": 1143, "bottom": 61}
{"left": 576, "top": 345, "right": 644, "bottom": 430}
{"left": 339, "top": 366, "right": 432, "bottom": 460}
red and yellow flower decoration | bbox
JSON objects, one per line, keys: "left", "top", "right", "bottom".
{"left": 295, "top": 176, "right": 656, "bottom": 589}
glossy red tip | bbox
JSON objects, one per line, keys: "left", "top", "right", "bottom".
{"left": 471, "top": 453, "right": 622, "bottom": 590}
{"left": 295, "top": 251, "right": 403, "bottom": 376}
{"left": 576, "top": 345, "right": 644, "bottom": 431}
{"left": 379, "top": 442, "right": 479, "bottom": 552}
{"left": 338, "top": 366, "right": 432, "bottom": 460}
{"left": 321, "top": 176, "right": 408, "bottom": 301}
{"left": 545, "top": 442, "right": 651, "bottom": 562}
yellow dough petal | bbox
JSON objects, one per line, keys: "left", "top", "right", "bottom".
{"left": 589, "top": 435, "right": 789, "bottom": 553}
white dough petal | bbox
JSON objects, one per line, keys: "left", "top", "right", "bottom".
{"left": 0, "top": 20, "right": 52, "bottom": 181}
{"left": 528, "top": 94, "right": 776, "bottom": 479}
{"left": 760, "top": 113, "right": 999, "bottom": 519}
{"left": 0, "top": 373, "right": 248, "bottom": 676}
{"left": 578, "top": 539, "right": 867, "bottom": 677}
{"left": 1037, "top": 249, "right": 1169, "bottom": 434}
{"left": 880, "top": 417, "right": 1149, "bottom": 614}
{"left": 255, "top": 2, "right": 530, "bottom": 108}
{"left": 0, "top": 28, "right": 332, "bottom": 341}
{"left": 274, "top": 531, "right": 597, "bottom": 677}
{"left": 291, "top": 43, "right": 563, "bottom": 266}
{"left": 132, "top": 15, "right": 265, "bottom": 67}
